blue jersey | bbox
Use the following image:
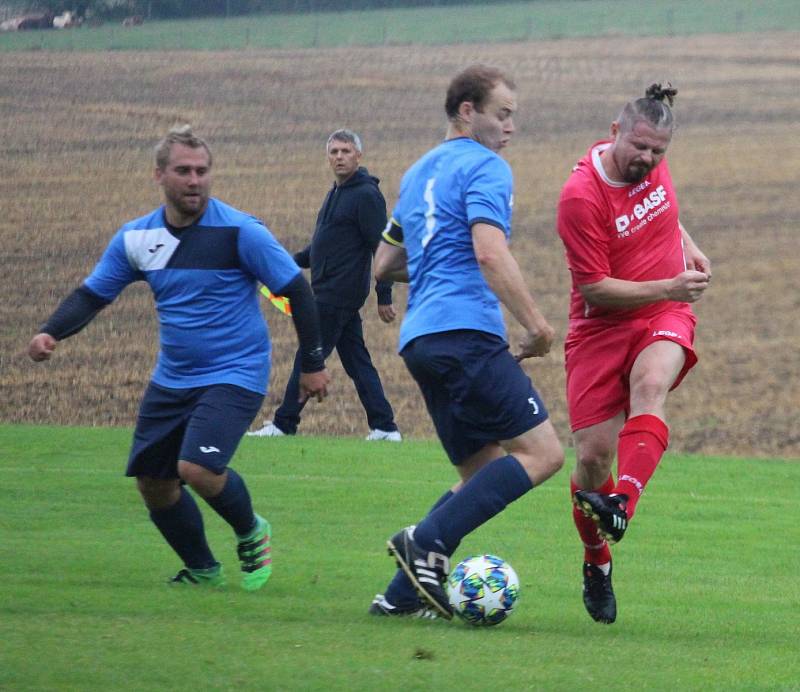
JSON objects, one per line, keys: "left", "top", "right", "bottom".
{"left": 389, "top": 137, "right": 514, "bottom": 350}
{"left": 83, "top": 198, "right": 300, "bottom": 394}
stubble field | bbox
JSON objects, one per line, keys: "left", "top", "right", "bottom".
{"left": 1, "top": 31, "right": 798, "bottom": 457}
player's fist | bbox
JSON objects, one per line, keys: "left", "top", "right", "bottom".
{"left": 29, "top": 333, "right": 57, "bottom": 362}
{"left": 515, "top": 323, "right": 555, "bottom": 360}
{"left": 668, "top": 270, "right": 710, "bottom": 303}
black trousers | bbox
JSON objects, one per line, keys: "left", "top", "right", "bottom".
{"left": 273, "top": 301, "right": 397, "bottom": 434}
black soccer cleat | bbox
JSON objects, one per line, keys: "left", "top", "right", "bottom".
{"left": 582, "top": 562, "right": 617, "bottom": 624}
{"left": 574, "top": 490, "right": 629, "bottom": 543}
{"left": 368, "top": 593, "right": 440, "bottom": 619}
{"left": 387, "top": 526, "right": 453, "bottom": 619}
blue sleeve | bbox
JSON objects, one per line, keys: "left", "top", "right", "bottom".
{"left": 83, "top": 230, "right": 141, "bottom": 301}
{"left": 237, "top": 220, "right": 301, "bottom": 293}
{"left": 465, "top": 156, "right": 513, "bottom": 238}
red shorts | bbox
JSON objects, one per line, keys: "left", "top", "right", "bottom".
{"left": 565, "top": 307, "right": 697, "bottom": 432}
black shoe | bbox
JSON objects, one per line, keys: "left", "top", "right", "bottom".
{"left": 368, "top": 593, "right": 439, "bottom": 619}
{"left": 387, "top": 526, "right": 453, "bottom": 619}
{"left": 574, "top": 490, "right": 629, "bottom": 543}
{"left": 582, "top": 562, "right": 617, "bottom": 624}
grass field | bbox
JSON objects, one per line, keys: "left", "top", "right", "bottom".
{"left": 1, "top": 424, "right": 797, "bottom": 690}
{"left": 0, "top": 0, "right": 799, "bottom": 51}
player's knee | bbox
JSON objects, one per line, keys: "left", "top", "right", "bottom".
{"left": 136, "top": 476, "right": 180, "bottom": 510}
{"left": 177, "top": 460, "right": 225, "bottom": 497}
{"left": 516, "top": 438, "right": 564, "bottom": 484}
{"left": 576, "top": 446, "right": 614, "bottom": 477}
{"left": 541, "top": 441, "right": 565, "bottom": 479}
{"left": 630, "top": 372, "right": 671, "bottom": 408}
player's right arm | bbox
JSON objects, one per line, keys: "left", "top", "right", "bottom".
{"left": 28, "top": 286, "right": 111, "bottom": 361}
{"left": 28, "top": 230, "right": 135, "bottom": 362}
{"left": 472, "top": 222, "right": 554, "bottom": 359}
{"left": 374, "top": 219, "right": 409, "bottom": 283}
{"left": 578, "top": 272, "right": 709, "bottom": 308}
{"left": 557, "top": 196, "right": 709, "bottom": 310}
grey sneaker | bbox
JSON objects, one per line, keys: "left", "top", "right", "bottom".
{"left": 246, "top": 421, "right": 286, "bottom": 438}
{"left": 387, "top": 526, "right": 452, "bottom": 619}
{"left": 366, "top": 429, "right": 402, "bottom": 441}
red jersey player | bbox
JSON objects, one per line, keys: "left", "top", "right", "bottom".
{"left": 556, "top": 84, "right": 711, "bottom": 624}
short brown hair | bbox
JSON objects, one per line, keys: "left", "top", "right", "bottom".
{"left": 445, "top": 65, "right": 515, "bottom": 119}
{"left": 154, "top": 124, "right": 212, "bottom": 170}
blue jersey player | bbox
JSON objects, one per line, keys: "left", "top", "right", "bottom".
{"left": 28, "top": 126, "right": 331, "bottom": 590}
{"left": 370, "top": 66, "right": 564, "bottom": 618}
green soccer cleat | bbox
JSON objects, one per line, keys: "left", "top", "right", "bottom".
{"left": 237, "top": 515, "right": 272, "bottom": 591}
{"left": 168, "top": 564, "right": 226, "bottom": 588}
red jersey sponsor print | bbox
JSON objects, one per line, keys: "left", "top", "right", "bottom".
{"left": 556, "top": 140, "right": 688, "bottom": 326}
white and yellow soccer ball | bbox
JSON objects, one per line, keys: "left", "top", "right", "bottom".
{"left": 446, "top": 554, "right": 520, "bottom": 626}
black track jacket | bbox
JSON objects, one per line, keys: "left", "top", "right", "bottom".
{"left": 293, "top": 166, "right": 392, "bottom": 310}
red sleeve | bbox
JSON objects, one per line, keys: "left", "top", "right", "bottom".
{"left": 557, "top": 195, "right": 610, "bottom": 285}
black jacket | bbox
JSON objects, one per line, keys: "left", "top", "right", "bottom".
{"left": 294, "top": 166, "right": 392, "bottom": 310}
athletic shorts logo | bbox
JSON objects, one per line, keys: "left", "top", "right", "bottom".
{"left": 199, "top": 446, "right": 221, "bottom": 454}
{"left": 528, "top": 397, "right": 540, "bottom": 415}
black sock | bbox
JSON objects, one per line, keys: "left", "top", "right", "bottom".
{"left": 149, "top": 487, "right": 217, "bottom": 570}
{"left": 204, "top": 468, "right": 256, "bottom": 537}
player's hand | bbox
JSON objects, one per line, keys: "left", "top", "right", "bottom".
{"left": 377, "top": 304, "right": 396, "bottom": 324}
{"left": 683, "top": 239, "right": 712, "bottom": 277}
{"left": 28, "top": 333, "right": 57, "bottom": 362}
{"left": 667, "top": 270, "right": 711, "bottom": 303}
{"left": 514, "top": 323, "right": 555, "bottom": 361}
{"left": 298, "top": 368, "right": 331, "bottom": 403}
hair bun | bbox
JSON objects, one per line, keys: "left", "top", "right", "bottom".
{"left": 645, "top": 82, "right": 678, "bottom": 106}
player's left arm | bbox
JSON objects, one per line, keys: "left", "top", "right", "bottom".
{"left": 374, "top": 219, "right": 408, "bottom": 283}
{"left": 472, "top": 223, "right": 554, "bottom": 359}
{"left": 680, "top": 220, "right": 711, "bottom": 277}
{"left": 239, "top": 222, "right": 330, "bottom": 401}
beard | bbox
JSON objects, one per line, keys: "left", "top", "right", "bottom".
{"left": 623, "top": 163, "right": 651, "bottom": 184}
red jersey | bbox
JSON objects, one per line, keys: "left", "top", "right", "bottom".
{"left": 556, "top": 140, "right": 688, "bottom": 327}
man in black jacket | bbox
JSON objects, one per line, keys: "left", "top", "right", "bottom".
{"left": 249, "top": 129, "right": 401, "bottom": 441}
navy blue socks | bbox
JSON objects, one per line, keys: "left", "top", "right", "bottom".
{"left": 204, "top": 468, "right": 256, "bottom": 537}
{"left": 149, "top": 487, "right": 217, "bottom": 570}
{"left": 413, "top": 455, "right": 533, "bottom": 555}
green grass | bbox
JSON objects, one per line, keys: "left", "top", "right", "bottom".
{"left": 1, "top": 0, "right": 798, "bottom": 51}
{"left": 1, "top": 424, "right": 798, "bottom": 690}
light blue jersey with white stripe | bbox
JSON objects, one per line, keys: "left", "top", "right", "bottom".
{"left": 83, "top": 198, "right": 300, "bottom": 393}
{"left": 390, "top": 137, "right": 514, "bottom": 350}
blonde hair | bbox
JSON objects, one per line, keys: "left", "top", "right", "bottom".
{"left": 154, "top": 125, "right": 212, "bottom": 170}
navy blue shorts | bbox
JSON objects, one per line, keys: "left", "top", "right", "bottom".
{"left": 126, "top": 382, "right": 264, "bottom": 479}
{"left": 400, "top": 330, "right": 549, "bottom": 465}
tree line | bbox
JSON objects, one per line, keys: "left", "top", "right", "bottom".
{"left": 22, "top": 0, "right": 522, "bottom": 21}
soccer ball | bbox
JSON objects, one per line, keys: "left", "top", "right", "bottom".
{"left": 446, "top": 554, "right": 520, "bottom": 626}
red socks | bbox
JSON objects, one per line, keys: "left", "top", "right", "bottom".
{"left": 571, "top": 475, "right": 614, "bottom": 565}
{"left": 614, "top": 414, "right": 669, "bottom": 519}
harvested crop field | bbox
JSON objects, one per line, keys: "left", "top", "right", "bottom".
{"left": 1, "top": 31, "right": 798, "bottom": 457}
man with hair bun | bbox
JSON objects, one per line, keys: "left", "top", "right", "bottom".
{"left": 28, "top": 125, "right": 330, "bottom": 591}
{"left": 556, "top": 84, "right": 711, "bottom": 623}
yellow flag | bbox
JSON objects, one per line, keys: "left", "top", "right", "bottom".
{"left": 259, "top": 286, "right": 292, "bottom": 316}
